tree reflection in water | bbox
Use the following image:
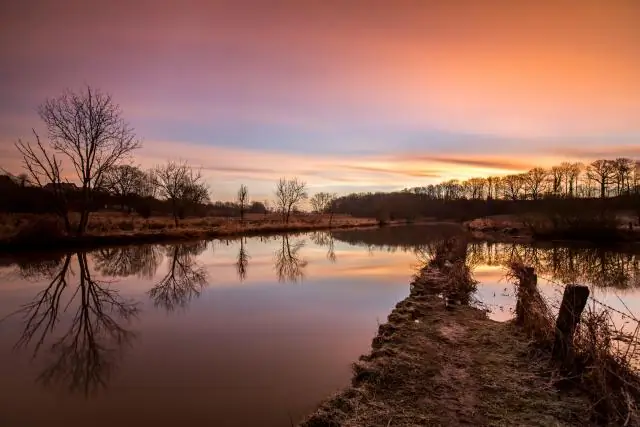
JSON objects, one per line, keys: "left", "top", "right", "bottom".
{"left": 310, "top": 231, "right": 336, "bottom": 263}
{"left": 466, "top": 242, "right": 640, "bottom": 290}
{"left": 274, "top": 235, "right": 308, "bottom": 283}
{"left": 147, "top": 242, "right": 208, "bottom": 312}
{"left": 9, "top": 252, "right": 139, "bottom": 396}
{"left": 236, "top": 238, "right": 250, "bottom": 282}
{"left": 93, "top": 245, "right": 164, "bottom": 279}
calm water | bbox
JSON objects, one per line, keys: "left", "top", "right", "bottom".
{"left": 0, "top": 226, "right": 457, "bottom": 427}
{"left": 1, "top": 225, "right": 640, "bottom": 426}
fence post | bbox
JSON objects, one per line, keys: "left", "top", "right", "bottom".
{"left": 553, "top": 284, "right": 590, "bottom": 364}
{"left": 515, "top": 267, "right": 537, "bottom": 324}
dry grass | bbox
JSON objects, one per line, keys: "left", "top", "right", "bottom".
{"left": 0, "top": 212, "right": 381, "bottom": 251}
{"left": 509, "top": 261, "right": 640, "bottom": 425}
{"left": 301, "top": 245, "right": 588, "bottom": 426}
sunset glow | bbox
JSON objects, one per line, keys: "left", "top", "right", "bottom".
{"left": 1, "top": 0, "right": 638, "bottom": 199}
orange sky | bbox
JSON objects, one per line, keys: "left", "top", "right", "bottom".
{"left": 1, "top": 0, "right": 638, "bottom": 199}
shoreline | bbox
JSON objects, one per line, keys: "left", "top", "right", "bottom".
{"left": 300, "top": 244, "right": 590, "bottom": 426}
{"left": 0, "top": 219, "right": 435, "bottom": 254}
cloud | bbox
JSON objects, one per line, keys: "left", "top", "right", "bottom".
{"left": 404, "top": 155, "right": 535, "bottom": 172}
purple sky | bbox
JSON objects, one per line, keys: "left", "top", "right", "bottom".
{"left": 1, "top": 0, "right": 639, "bottom": 200}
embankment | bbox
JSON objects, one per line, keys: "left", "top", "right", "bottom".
{"left": 300, "top": 242, "right": 589, "bottom": 426}
{"left": 0, "top": 219, "right": 389, "bottom": 253}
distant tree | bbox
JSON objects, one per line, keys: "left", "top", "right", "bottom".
{"left": 15, "top": 86, "right": 140, "bottom": 234}
{"left": 237, "top": 184, "right": 248, "bottom": 222}
{"left": 153, "top": 161, "right": 209, "bottom": 225}
{"left": 550, "top": 165, "right": 564, "bottom": 197}
{"left": 310, "top": 192, "right": 338, "bottom": 225}
{"left": 587, "top": 160, "right": 616, "bottom": 199}
{"left": 524, "top": 167, "right": 548, "bottom": 200}
{"left": 102, "top": 164, "right": 145, "bottom": 211}
{"left": 275, "top": 177, "right": 308, "bottom": 223}
{"left": 503, "top": 174, "right": 524, "bottom": 200}
{"left": 613, "top": 158, "right": 634, "bottom": 195}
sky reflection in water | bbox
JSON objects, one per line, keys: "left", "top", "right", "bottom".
{"left": 1, "top": 226, "right": 640, "bottom": 426}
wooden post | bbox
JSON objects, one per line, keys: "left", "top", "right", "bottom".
{"left": 515, "top": 267, "right": 537, "bottom": 325}
{"left": 553, "top": 284, "right": 590, "bottom": 364}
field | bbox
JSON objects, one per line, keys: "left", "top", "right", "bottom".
{"left": 0, "top": 211, "right": 382, "bottom": 251}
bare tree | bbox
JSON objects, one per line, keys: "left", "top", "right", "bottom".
{"left": 275, "top": 177, "right": 308, "bottom": 223}
{"left": 587, "top": 160, "right": 616, "bottom": 199}
{"left": 524, "top": 167, "right": 548, "bottom": 200}
{"left": 310, "top": 192, "right": 337, "bottom": 225}
{"left": 613, "top": 158, "right": 634, "bottom": 196}
{"left": 503, "top": 174, "right": 525, "bottom": 200}
{"left": 237, "top": 184, "right": 248, "bottom": 222}
{"left": 16, "top": 131, "right": 71, "bottom": 231}
{"left": 550, "top": 165, "right": 564, "bottom": 197}
{"left": 153, "top": 161, "right": 209, "bottom": 226}
{"left": 102, "top": 164, "right": 145, "bottom": 211}
{"left": 15, "top": 86, "right": 141, "bottom": 234}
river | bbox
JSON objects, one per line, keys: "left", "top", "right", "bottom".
{"left": 0, "top": 225, "right": 638, "bottom": 426}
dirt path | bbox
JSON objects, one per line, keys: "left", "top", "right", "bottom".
{"left": 301, "top": 265, "right": 590, "bottom": 426}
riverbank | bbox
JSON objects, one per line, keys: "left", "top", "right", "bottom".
{"left": 0, "top": 213, "right": 396, "bottom": 252}
{"left": 465, "top": 214, "right": 640, "bottom": 244}
{"left": 301, "top": 242, "right": 590, "bottom": 426}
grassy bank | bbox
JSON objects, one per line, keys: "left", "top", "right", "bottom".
{"left": 465, "top": 214, "right": 640, "bottom": 244}
{"left": 301, "top": 241, "right": 590, "bottom": 426}
{"left": 0, "top": 212, "right": 388, "bottom": 252}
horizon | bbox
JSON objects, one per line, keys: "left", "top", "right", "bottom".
{"left": 1, "top": 1, "right": 639, "bottom": 201}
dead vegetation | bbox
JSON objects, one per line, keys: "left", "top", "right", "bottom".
{"left": 301, "top": 240, "right": 589, "bottom": 426}
{"left": 509, "top": 262, "right": 640, "bottom": 425}
{"left": 0, "top": 212, "right": 381, "bottom": 251}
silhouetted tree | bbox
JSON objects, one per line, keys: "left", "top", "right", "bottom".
{"left": 237, "top": 184, "right": 248, "bottom": 222}
{"left": 275, "top": 177, "right": 307, "bottom": 223}
{"left": 102, "top": 164, "right": 145, "bottom": 211}
{"left": 587, "top": 160, "right": 616, "bottom": 199}
{"left": 153, "top": 161, "right": 209, "bottom": 225}
{"left": 310, "top": 192, "right": 337, "bottom": 225}
{"left": 15, "top": 86, "right": 141, "bottom": 234}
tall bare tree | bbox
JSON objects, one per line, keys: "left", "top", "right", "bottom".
{"left": 524, "top": 167, "right": 548, "bottom": 200}
{"left": 587, "top": 160, "right": 616, "bottom": 199}
{"left": 613, "top": 158, "right": 634, "bottom": 196}
{"left": 503, "top": 174, "right": 525, "bottom": 200}
{"left": 275, "top": 177, "right": 308, "bottom": 223}
{"left": 237, "top": 184, "right": 248, "bottom": 222}
{"left": 154, "top": 161, "right": 209, "bottom": 226}
{"left": 310, "top": 192, "right": 337, "bottom": 225}
{"left": 15, "top": 86, "right": 140, "bottom": 234}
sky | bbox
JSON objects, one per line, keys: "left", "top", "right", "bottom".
{"left": 1, "top": 0, "right": 639, "bottom": 200}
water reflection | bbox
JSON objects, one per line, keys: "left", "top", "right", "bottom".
{"left": 310, "top": 231, "right": 336, "bottom": 263}
{"left": 11, "top": 252, "right": 138, "bottom": 395}
{"left": 467, "top": 243, "right": 640, "bottom": 290}
{"left": 236, "top": 238, "right": 250, "bottom": 281}
{"left": 274, "top": 235, "right": 308, "bottom": 283}
{"left": 94, "top": 245, "right": 163, "bottom": 279}
{"left": 148, "top": 242, "right": 209, "bottom": 312}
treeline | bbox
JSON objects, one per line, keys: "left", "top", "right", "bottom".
{"left": 332, "top": 159, "right": 640, "bottom": 221}
{"left": 2, "top": 86, "right": 338, "bottom": 236}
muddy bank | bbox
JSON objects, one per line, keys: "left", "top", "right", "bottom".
{"left": 300, "top": 250, "right": 589, "bottom": 426}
